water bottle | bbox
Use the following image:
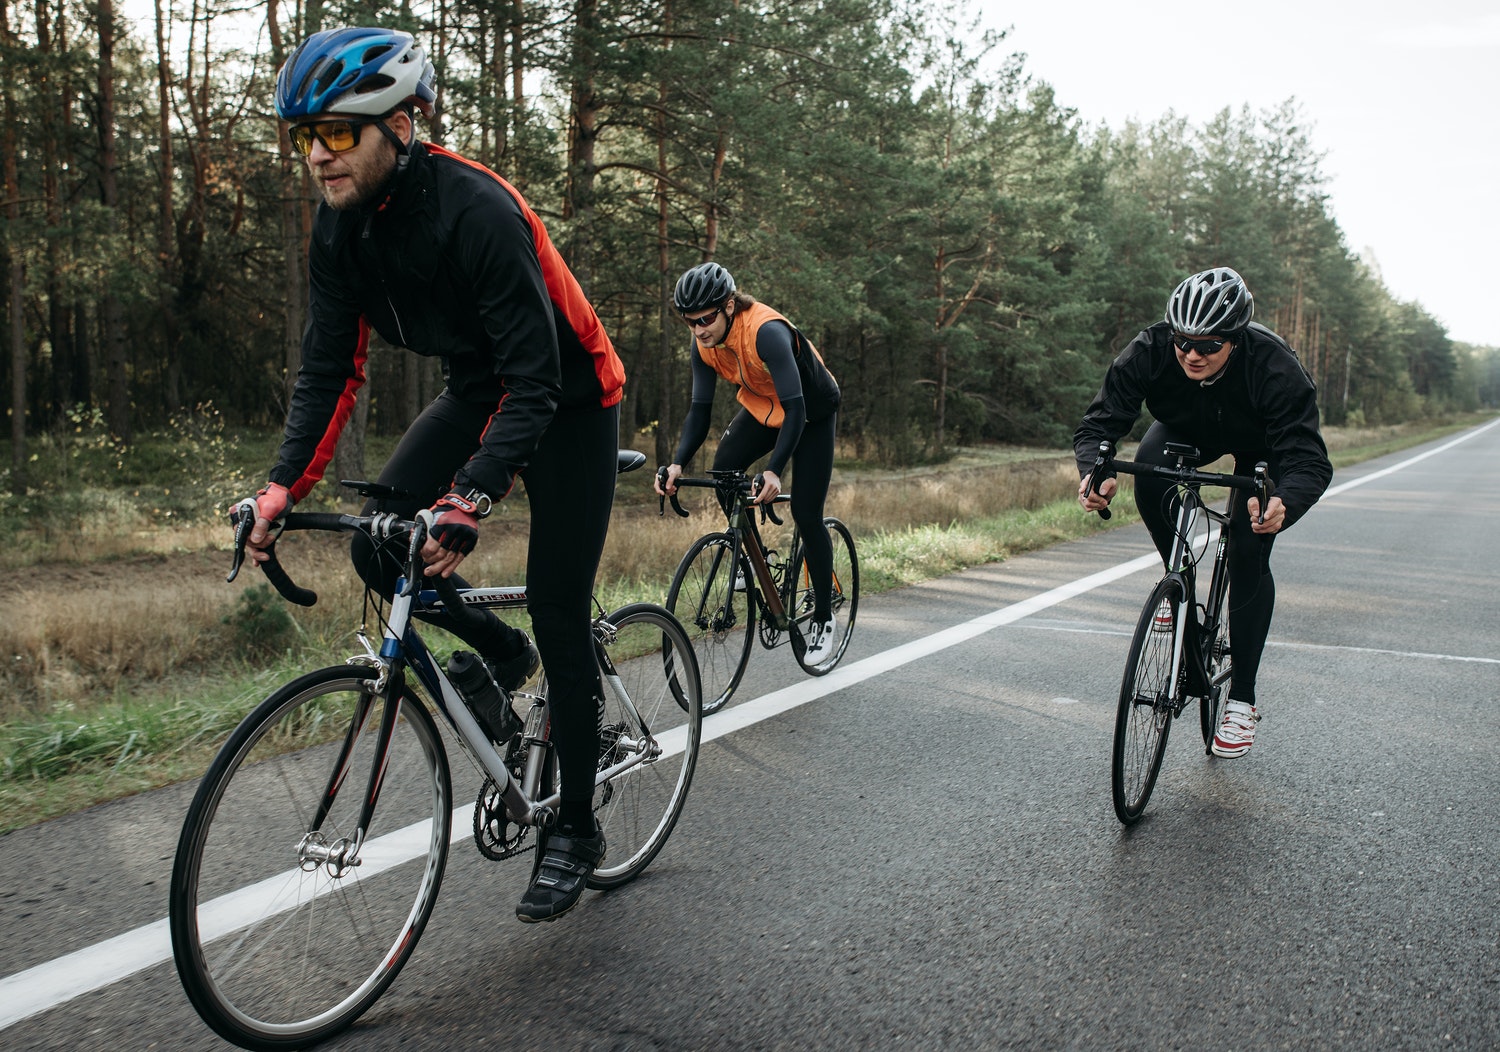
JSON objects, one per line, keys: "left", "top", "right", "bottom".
{"left": 447, "top": 651, "right": 523, "bottom": 743}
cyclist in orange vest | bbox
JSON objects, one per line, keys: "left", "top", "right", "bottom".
{"left": 655, "top": 263, "right": 844, "bottom": 664}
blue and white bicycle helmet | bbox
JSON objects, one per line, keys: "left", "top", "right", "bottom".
{"left": 275, "top": 27, "right": 436, "bottom": 120}
{"left": 1165, "top": 267, "right": 1255, "bottom": 335}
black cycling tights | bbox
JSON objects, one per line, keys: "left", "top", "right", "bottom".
{"left": 1132, "top": 422, "right": 1276, "bottom": 706}
{"left": 713, "top": 410, "right": 837, "bottom": 621}
{"left": 352, "top": 392, "right": 619, "bottom": 808}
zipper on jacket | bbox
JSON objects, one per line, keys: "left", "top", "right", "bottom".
{"left": 385, "top": 292, "right": 409, "bottom": 346}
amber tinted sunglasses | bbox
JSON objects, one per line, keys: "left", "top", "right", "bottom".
{"left": 287, "top": 119, "right": 372, "bottom": 156}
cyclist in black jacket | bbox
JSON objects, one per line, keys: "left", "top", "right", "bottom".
{"left": 1074, "top": 267, "right": 1332, "bottom": 758}
{"left": 241, "top": 27, "right": 625, "bottom": 922}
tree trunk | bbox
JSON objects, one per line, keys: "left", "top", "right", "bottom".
{"left": 429, "top": 0, "right": 448, "bottom": 146}
{"left": 3, "top": 0, "right": 22, "bottom": 484}
{"left": 35, "top": 0, "right": 74, "bottom": 429}
{"left": 331, "top": 396, "right": 368, "bottom": 499}
{"left": 562, "top": 0, "right": 599, "bottom": 289}
{"left": 511, "top": 0, "right": 525, "bottom": 158}
{"left": 98, "top": 0, "right": 132, "bottom": 440}
{"left": 704, "top": 132, "right": 727, "bottom": 258}
{"left": 266, "top": 0, "right": 304, "bottom": 404}
{"left": 654, "top": 31, "right": 673, "bottom": 468}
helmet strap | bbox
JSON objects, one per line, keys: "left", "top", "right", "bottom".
{"left": 376, "top": 115, "right": 413, "bottom": 169}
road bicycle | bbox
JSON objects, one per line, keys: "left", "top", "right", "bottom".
{"left": 1083, "top": 440, "right": 1270, "bottom": 825}
{"left": 169, "top": 452, "right": 702, "bottom": 1051}
{"left": 660, "top": 469, "right": 858, "bottom": 714}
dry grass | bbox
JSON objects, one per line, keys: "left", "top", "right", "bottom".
{"left": 0, "top": 416, "right": 1480, "bottom": 719}
{"left": 2, "top": 414, "right": 1491, "bottom": 831}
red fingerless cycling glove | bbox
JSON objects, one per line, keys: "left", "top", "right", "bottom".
{"left": 254, "top": 482, "right": 294, "bottom": 524}
{"left": 428, "top": 492, "right": 482, "bottom": 556}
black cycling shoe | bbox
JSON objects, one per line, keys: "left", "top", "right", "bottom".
{"left": 488, "top": 633, "right": 541, "bottom": 693}
{"left": 516, "top": 828, "right": 606, "bottom": 923}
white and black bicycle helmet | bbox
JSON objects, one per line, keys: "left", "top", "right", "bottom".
{"left": 673, "top": 263, "right": 736, "bottom": 314}
{"left": 1165, "top": 267, "right": 1255, "bottom": 335}
{"left": 275, "top": 27, "right": 436, "bottom": 120}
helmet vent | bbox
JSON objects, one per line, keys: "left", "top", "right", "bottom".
{"left": 353, "top": 74, "right": 396, "bottom": 96}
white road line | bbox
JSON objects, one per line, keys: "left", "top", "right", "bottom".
{"left": 1, "top": 425, "right": 1485, "bottom": 1031}
{"left": 1022, "top": 622, "right": 1500, "bottom": 664}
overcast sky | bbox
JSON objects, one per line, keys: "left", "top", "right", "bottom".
{"left": 983, "top": 0, "right": 1500, "bottom": 346}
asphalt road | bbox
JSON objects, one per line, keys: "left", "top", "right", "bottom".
{"left": 2, "top": 423, "right": 1497, "bottom": 1051}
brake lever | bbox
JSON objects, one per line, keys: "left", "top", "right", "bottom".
{"left": 1253, "top": 462, "right": 1270, "bottom": 525}
{"left": 226, "top": 499, "right": 257, "bottom": 583}
{"left": 1087, "top": 441, "right": 1114, "bottom": 520}
{"left": 405, "top": 512, "right": 433, "bottom": 597}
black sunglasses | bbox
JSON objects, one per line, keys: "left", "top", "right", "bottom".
{"left": 681, "top": 306, "right": 724, "bottom": 328}
{"left": 287, "top": 119, "right": 373, "bottom": 156}
{"left": 1174, "top": 335, "right": 1231, "bottom": 358}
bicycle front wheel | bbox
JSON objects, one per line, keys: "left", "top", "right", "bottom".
{"left": 792, "top": 517, "right": 859, "bottom": 675}
{"left": 589, "top": 603, "right": 702, "bottom": 889}
{"left": 666, "top": 531, "right": 754, "bottom": 714}
{"left": 170, "top": 666, "right": 451, "bottom": 1051}
{"left": 1198, "top": 604, "right": 1233, "bottom": 751}
{"left": 1112, "top": 579, "right": 1182, "bottom": 824}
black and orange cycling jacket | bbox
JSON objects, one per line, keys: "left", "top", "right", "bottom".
{"left": 268, "top": 141, "right": 625, "bottom": 503}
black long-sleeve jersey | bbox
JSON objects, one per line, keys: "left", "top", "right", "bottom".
{"left": 1073, "top": 321, "right": 1332, "bottom": 528}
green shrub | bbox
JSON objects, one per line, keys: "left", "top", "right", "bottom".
{"left": 224, "top": 584, "right": 301, "bottom": 656}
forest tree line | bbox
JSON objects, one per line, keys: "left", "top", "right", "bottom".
{"left": 4, "top": 0, "right": 1497, "bottom": 492}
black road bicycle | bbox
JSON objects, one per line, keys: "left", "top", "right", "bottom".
{"left": 1084, "top": 440, "right": 1271, "bottom": 824}
{"left": 660, "top": 469, "right": 858, "bottom": 714}
{"left": 169, "top": 452, "right": 702, "bottom": 1051}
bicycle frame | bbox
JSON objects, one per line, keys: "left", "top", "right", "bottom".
{"left": 1151, "top": 481, "right": 1233, "bottom": 713}
{"left": 1086, "top": 439, "right": 1267, "bottom": 708}
{"left": 230, "top": 507, "right": 662, "bottom": 872}
{"left": 667, "top": 471, "right": 806, "bottom": 639}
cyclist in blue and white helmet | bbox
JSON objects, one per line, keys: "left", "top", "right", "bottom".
{"left": 247, "top": 27, "right": 629, "bottom": 923}
{"left": 1073, "top": 266, "right": 1332, "bottom": 760}
{"left": 273, "top": 27, "right": 436, "bottom": 209}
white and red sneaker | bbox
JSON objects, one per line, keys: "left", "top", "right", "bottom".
{"left": 1211, "top": 701, "right": 1260, "bottom": 758}
{"left": 1152, "top": 599, "right": 1174, "bottom": 632}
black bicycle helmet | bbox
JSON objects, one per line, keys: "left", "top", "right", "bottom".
{"left": 1165, "top": 267, "right": 1255, "bottom": 335}
{"left": 673, "top": 263, "right": 736, "bottom": 314}
{"left": 275, "top": 27, "right": 436, "bottom": 120}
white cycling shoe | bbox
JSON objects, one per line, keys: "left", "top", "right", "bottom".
{"left": 802, "top": 616, "right": 839, "bottom": 666}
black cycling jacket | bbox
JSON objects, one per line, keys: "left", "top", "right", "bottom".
{"left": 1073, "top": 321, "right": 1332, "bottom": 528}
{"left": 268, "top": 142, "right": 625, "bottom": 503}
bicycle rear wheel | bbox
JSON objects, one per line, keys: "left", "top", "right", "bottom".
{"left": 589, "top": 603, "right": 702, "bottom": 889}
{"left": 791, "top": 517, "right": 859, "bottom": 675}
{"left": 1112, "top": 579, "right": 1182, "bottom": 824}
{"left": 666, "top": 531, "right": 754, "bottom": 714}
{"left": 170, "top": 666, "right": 451, "bottom": 1051}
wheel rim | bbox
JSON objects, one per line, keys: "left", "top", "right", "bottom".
{"left": 667, "top": 534, "right": 753, "bottom": 713}
{"left": 794, "top": 518, "right": 859, "bottom": 674}
{"left": 590, "top": 608, "right": 701, "bottom": 885}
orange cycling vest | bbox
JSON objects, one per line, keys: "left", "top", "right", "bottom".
{"left": 697, "top": 302, "right": 838, "bottom": 428}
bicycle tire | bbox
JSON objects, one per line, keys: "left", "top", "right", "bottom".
{"left": 1198, "top": 597, "right": 1233, "bottom": 751}
{"left": 791, "top": 517, "right": 859, "bottom": 675}
{"left": 587, "top": 603, "right": 702, "bottom": 888}
{"left": 666, "top": 531, "right": 754, "bottom": 714}
{"left": 170, "top": 666, "right": 451, "bottom": 1051}
{"left": 1112, "top": 579, "right": 1182, "bottom": 824}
